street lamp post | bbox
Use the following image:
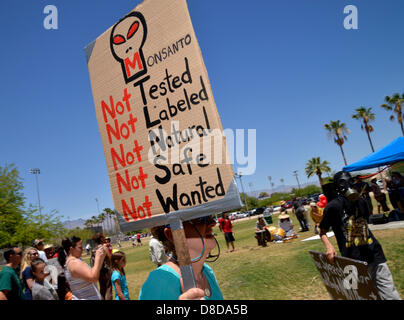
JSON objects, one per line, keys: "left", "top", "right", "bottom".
{"left": 293, "top": 170, "right": 301, "bottom": 189}
{"left": 235, "top": 172, "right": 249, "bottom": 212}
{"left": 248, "top": 182, "right": 253, "bottom": 195}
{"left": 95, "top": 198, "right": 104, "bottom": 232}
{"left": 29, "top": 168, "right": 41, "bottom": 214}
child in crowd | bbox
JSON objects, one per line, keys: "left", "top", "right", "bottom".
{"left": 31, "top": 258, "right": 59, "bottom": 300}
{"left": 111, "top": 251, "right": 130, "bottom": 300}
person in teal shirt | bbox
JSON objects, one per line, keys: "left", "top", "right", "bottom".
{"left": 139, "top": 215, "right": 223, "bottom": 300}
{"left": 111, "top": 251, "right": 130, "bottom": 300}
{"left": 0, "top": 247, "right": 24, "bottom": 300}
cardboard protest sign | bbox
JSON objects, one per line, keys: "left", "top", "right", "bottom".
{"left": 86, "top": 0, "right": 240, "bottom": 228}
{"left": 309, "top": 251, "right": 380, "bottom": 300}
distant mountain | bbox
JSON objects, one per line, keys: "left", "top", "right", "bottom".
{"left": 62, "top": 216, "right": 118, "bottom": 232}
{"left": 62, "top": 218, "right": 87, "bottom": 230}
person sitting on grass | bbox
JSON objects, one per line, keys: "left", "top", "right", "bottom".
{"left": 278, "top": 213, "right": 297, "bottom": 239}
{"left": 255, "top": 216, "right": 271, "bottom": 246}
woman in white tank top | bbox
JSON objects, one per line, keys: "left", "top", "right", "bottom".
{"left": 58, "top": 236, "right": 106, "bottom": 300}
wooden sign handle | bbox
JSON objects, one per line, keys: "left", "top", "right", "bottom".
{"left": 168, "top": 216, "right": 197, "bottom": 291}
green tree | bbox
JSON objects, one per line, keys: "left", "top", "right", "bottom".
{"left": 352, "top": 107, "right": 376, "bottom": 152}
{"left": 0, "top": 164, "right": 26, "bottom": 247}
{"left": 290, "top": 185, "right": 322, "bottom": 198}
{"left": 62, "top": 227, "right": 94, "bottom": 244}
{"left": 239, "top": 193, "right": 259, "bottom": 211}
{"left": 305, "top": 157, "right": 331, "bottom": 186}
{"left": 0, "top": 164, "right": 64, "bottom": 247}
{"left": 381, "top": 93, "right": 404, "bottom": 136}
{"left": 324, "top": 120, "right": 350, "bottom": 166}
{"left": 259, "top": 192, "right": 269, "bottom": 198}
{"left": 84, "top": 218, "right": 94, "bottom": 229}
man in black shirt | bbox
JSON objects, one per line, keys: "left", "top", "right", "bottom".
{"left": 292, "top": 197, "right": 309, "bottom": 232}
{"left": 319, "top": 171, "right": 401, "bottom": 300}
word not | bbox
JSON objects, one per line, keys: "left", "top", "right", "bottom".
{"left": 121, "top": 195, "right": 152, "bottom": 222}
{"left": 147, "top": 34, "right": 192, "bottom": 67}
{"left": 344, "top": 5, "right": 358, "bottom": 30}
{"left": 43, "top": 5, "right": 58, "bottom": 30}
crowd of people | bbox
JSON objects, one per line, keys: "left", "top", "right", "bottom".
{"left": 1, "top": 171, "right": 402, "bottom": 301}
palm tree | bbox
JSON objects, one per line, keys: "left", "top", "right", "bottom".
{"left": 381, "top": 93, "right": 404, "bottom": 136}
{"left": 305, "top": 157, "right": 331, "bottom": 186}
{"left": 352, "top": 107, "right": 376, "bottom": 152}
{"left": 98, "top": 212, "right": 106, "bottom": 233}
{"left": 84, "top": 219, "right": 94, "bottom": 229}
{"left": 91, "top": 215, "right": 100, "bottom": 230}
{"left": 103, "top": 208, "right": 115, "bottom": 234}
{"left": 324, "top": 120, "right": 350, "bottom": 166}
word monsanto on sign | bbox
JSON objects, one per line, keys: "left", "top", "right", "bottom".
{"left": 309, "top": 251, "right": 380, "bottom": 300}
{"left": 86, "top": 0, "right": 240, "bottom": 228}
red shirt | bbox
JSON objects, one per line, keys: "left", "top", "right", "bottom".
{"left": 218, "top": 218, "right": 233, "bottom": 233}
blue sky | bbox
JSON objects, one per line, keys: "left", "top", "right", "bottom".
{"left": 1, "top": 0, "right": 403, "bottom": 221}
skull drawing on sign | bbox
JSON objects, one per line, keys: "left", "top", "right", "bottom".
{"left": 110, "top": 12, "right": 147, "bottom": 83}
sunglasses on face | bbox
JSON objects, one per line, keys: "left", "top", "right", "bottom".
{"left": 14, "top": 251, "right": 23, "bottom": 256}
{"left": 188, "top": 216, "right": 215, "bottom": 225}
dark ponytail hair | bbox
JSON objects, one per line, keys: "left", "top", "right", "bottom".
{"left": 57, "top": 236, "right": 81, "bottom": 267}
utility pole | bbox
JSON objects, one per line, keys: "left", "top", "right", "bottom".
{"left": 293, "top": 170, "right": 301, "bottom": 189}
{"left": 248, "top": 182, "right": 253, "bottom": 195}
{"left": 29, "top": 168, "right": 42, "bottom": 214}
{"left": 235, "top": 172, "right": 249, "bottom": 212}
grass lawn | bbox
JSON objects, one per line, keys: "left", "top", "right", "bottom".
{"left": 84, "top": 211, "right": 404, "bottom": 300}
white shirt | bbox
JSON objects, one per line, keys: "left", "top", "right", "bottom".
{"left": 279, "top": 220, "right": 293, "bottom": 232}
{"left": 38, "top": 250, "right": 48, "bottom": 263}
{"left": 149, "top": 236, "right": 167, "bottom": 266}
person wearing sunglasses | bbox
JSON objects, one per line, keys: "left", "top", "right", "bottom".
{"left": 139, "top": 215, "right": 223, "bottom": 300}
{"left": 0, "top": 247, "right": 24, "bottom": 300}
{"left": 20, "top": 247, "right": 40, "bottom": 300}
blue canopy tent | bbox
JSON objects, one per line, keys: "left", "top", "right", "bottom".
{"left": 343, "top": 137, "right": 404, "bottom": 172}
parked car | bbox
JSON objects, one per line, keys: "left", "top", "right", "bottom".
{"left": 284, "top": 201, "right": 293, "bottom": 209}
{"left": 236, "top": 212, "right": 248, "bottom": 219}
{"left": 272, "top": 205, "right": 281, "bottom": 213}
{"left": 308, "top": 193, "right": 321, "bottom": 203}
{"left": 229, "top": 212, "right": 238, "bottom": 220}
{"left": 254, "top": 207, "right": 265, "bottom": 215}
